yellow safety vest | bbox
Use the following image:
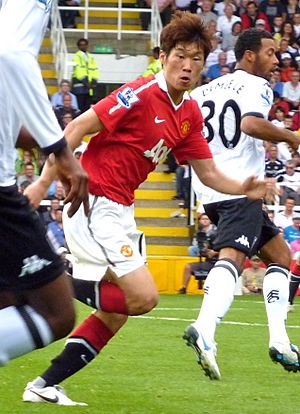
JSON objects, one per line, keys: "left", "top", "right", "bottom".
{"left": 72, "top": 51, "right": 100, "bottom": 96}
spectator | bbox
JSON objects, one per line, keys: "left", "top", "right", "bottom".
{"left": 15, "top": 149, "right": 39, "bottom": 176}
{"left": 179, "top": 218, "right": 218, "bottom": 293}
{"left": 274, "top": 196, "right": 296, "bottom": 229}
{"left": 255, "top": 18, "right": 268, "bottom": 31}
{"left": 214, "top": 0, "right": 237, "bottom": 17}
{"left": 206, "top": 51, "right": 228, "bottom": 80}
{"left": 272, "top": 15, "right": 284, "bottom": 35}
{"left": 274, "top": 21, "right": 298, "bottom": 51}
{"left": 277, "top": 160, "right": 300, "bottom": 203}
{"left": 240, "top": 1, "right": 270, "bottom": 32}
{"left": 292, "top": 102, "right": 300, "bottom": 131}
{"left": 269, "top": 92, "right": 290, "bottom": 119}
{"left": 259, "top": 0, "right": 287, "bottom": 31}
{"left": 188, "top": 213, "right": 216, "bottom": 257}
{"left": 283, "top": 70, "right": 300, "bottom": 110}
{"left": 71, "top": 38, "right": 100, "bottom": 113}
{"left": 265, "top": 144, "right": 285, "bottom": 178}
{"left": 284, "top": 212, "right": 300, "bottom": 244}
{"left": 271, "top": 106, "right": 286, "bottom": 127}
{"left": 54, "top": 93, "right": 81, "bottom": 128}
{"left": 290, "top": 236, "right": 300, "bottom": 258}
{"left": 269, "top": 69, "right": 284, "bottom": 97}
{"left": 241, "top": 255, "right": 266, "bottom": 295}
{"left": 192, "top": 0, "right": 218, "bottom": 23}
{"left": 209, "top": 20, "right": 219, "bottom": 37}
{"left": 140, "top": 0, "right": 173, "bottom": 29}
{"left": 61, "top": 112, "right": 74, "bottom": 130}
{"left": 279, "top": 53, "right": 296, "bottom": 82}
{"left": 204, "top": 35, "right": 223, "bottom": 72}
{"left": 222, "top": 21, "right": 242, "bottom": 51}
{"left": 293, "top": 12, "right": 300, "bottom": 38}
{"left": 286, "top": 0, "right": 300, "bottom": 22}
{"left": 142, "top": 46, "right": 162, "bottom": 77}
{"left": 58, "top": 0, "right": 80, "bottom": 28}
{"left": 217, "top": 4, "right": 241, "bottom": 49}
{"left": 220, "top": 65, "right": 232, "bottom": 75}
{"left": 16, "top": 162, "right": 39, "bottom": 188}
{"left": 51, "top": 79, "right": 79, "bottom": 110}
{"left": 39, "top": 198, "right": 62, "bottom": 226}
{"left": 173, "top": 0, "right": 191, "bottom": 11}
{"left": 47, "top": 209, "right": 65, "bottom": 251}
{"left": 172, "top": 165, "right": 185, "bottom": 200}
{"left": 288, "top": 254, "right": 300, "bottom": 311}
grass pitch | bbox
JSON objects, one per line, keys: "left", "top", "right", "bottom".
{"left": 1, "top": 295, "right": 300, "bottom": 414}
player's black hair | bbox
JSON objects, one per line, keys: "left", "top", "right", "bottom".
{"left": 234, "top": 28, "right": 273, "bottom": 62}
{"left": 160, "top": 11, "right": 211, "bottom": 59}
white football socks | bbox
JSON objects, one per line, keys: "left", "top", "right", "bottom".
{"left": 0, "top": 305, "right": 53, "bottom": 365}
{"left": 193, "top": 259, "right": 239, "bottom": 349}
{"left": 263, "top": 264, "right": 290, "bottom": 348}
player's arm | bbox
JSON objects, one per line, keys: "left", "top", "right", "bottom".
{"left": 25, "top": 108, "right": 102, "bottom": 213}
{"left": 188, "top": 158, "right": 266, "bottom": 200}
{"left": 241, "top": 116, "right": 300, "bottom": 151}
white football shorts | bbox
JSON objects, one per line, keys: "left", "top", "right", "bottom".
{"left": 63, "top": 195, "right": 146, "bottom": 281}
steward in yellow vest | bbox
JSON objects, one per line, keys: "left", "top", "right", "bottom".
{"left": 71, "top": 38, "right": 100, "bottom": 113}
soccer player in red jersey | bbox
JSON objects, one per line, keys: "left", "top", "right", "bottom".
{"left": 23, "top": 12, "right": 266, "bottom": 405}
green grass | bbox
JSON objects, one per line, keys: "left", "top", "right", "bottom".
{"left": 1, "top": 295, "right": 300, "bottom": 414}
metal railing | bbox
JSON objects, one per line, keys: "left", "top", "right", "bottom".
{"left": 49, "top": 0, "right": 162, "bottom": 83}
{"left": 50, "top": 0, "right": 69, "bottom": 82}
{"left": 56, "top": 0, "right": 162, "bottom": 45}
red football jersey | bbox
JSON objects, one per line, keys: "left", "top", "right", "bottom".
{"left": 81, "top": 71, "right": 212, "bottom": 205}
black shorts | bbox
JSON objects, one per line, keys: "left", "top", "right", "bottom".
{"left": 204, "top": 198, "right": 279, "bottom": 257}
{"left": 0, "top": 185, "right": 65, "bottom": 291}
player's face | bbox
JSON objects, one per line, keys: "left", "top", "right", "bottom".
{"left": 160, "top": 42, "right": 205, "bottom": 104}
{"left": 253, "top": 38, "right": 278, "bottom": 80}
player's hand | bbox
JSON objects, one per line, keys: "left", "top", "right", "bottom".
{"left": 242, "top": 176, "right": 266, "bottom": 200}
{"left": 288, "top": 131, "right": 300, "bottom": 151}
{"left": 55, "top": 146, "right": 89, "bottom": 217}
{"left": 24, "top": 180, "right": 48, "bottom": 209}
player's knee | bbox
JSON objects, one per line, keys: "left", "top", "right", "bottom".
{"left": 127, "top": 290, "right": 159, "bottom": 315}
{"left": 47, "top": 305, "right": 76, "bottom": 340}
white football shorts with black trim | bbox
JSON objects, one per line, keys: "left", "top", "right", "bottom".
{"left": 63, "top": 195, "right": 146, "bottom": 281}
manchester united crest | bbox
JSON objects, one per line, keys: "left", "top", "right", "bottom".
{"left": 120, "top": 245, "right": 133, "bottom": 257}
{"left": 181, "top": 120, "right": 191, "bottom": 135}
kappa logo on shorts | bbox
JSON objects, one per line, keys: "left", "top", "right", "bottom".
{"left": 18, "top": 255, "right": 51, "bottom": 278}
{"left": 234, "top": 235, "right": 250, "bottom": 248}
{"left": 120, "top": 245, "right": 133, "bottom": 257}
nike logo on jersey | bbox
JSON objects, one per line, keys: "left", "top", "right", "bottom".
{"left": 31, "top": 390, "right": 59, "bottom": 404}
{"left": 234, "top": 235, "right": 250, "bottom": 248}
{"left": 154, "top": 116, "right": 165, "bottom": 124}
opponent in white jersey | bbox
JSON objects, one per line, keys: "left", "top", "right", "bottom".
{"left": 0, "top": 0, "right": 66, "bottom": 168}
{"left": 191, "top": 69, "right": 271, "bottom": 204}
{"left": 183, "top": 28, "right": 300, "bottom": 380}
{"left": 0, "top": 0, "right": 88, "bottom": 379}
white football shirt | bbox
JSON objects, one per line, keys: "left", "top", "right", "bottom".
{"left": 191, "top": 69, "right": 272, "bottom": 204}
{"left": 0, "top": 0, "right": 65, "bottom": 186}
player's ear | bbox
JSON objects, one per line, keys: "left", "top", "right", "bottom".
{"left": 244, "top": 49, "right": 255, "bottom": 63}
{"left": 159, "top": 50, "right": 166, "bottom": 66}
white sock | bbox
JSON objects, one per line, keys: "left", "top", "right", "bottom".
{"left": 263, "top": 264, "right": 290, "bottom": 347}
{"left": 193, "top": 259, "right": 239, "bottom": 348}
{"left": 0, "top": 305, "right": 53, "bottom": 365}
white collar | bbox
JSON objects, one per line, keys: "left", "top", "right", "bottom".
{"left": 155, "top": 71, "right": 191, "bottom": 110}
